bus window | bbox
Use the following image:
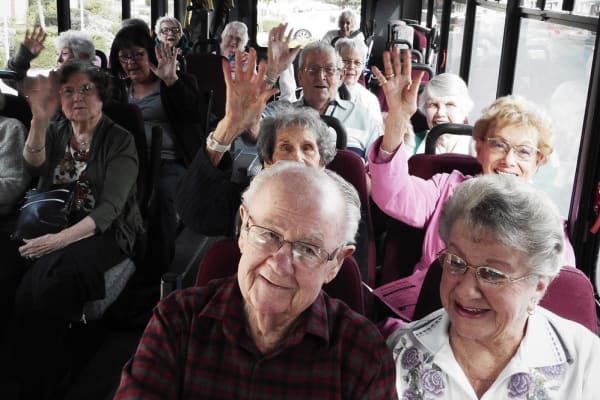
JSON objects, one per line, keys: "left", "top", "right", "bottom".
{"left": 256, "top": 0, "right": 361, "bottom": 48}
{"left": 467, "top": 6, "right": 505, "bottom": 122}
{"left": 446, "top": 2, "right": 467, "bottom": 74}
{"left": 0, "top": 1, "right": 58, "bottom": 94}
{"left": 514, "top": 19, "right": 594, "bottom": 215}
{"left": 69, "top": 0, "right": 127, "bottom": 56}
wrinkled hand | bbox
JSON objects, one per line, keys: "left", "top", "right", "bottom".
{"left": 23, "top": 26, "right": 46, "bottom": 57}
{"left": 372, "top": 48, "right": 422, "bottom": 119}
{"left": 222, "top": 48, "right": 279, "bottom": 134}
{"left": 19, "top": 233, "right": 65, "bottom": 260}
{"left": 151, "top": 43, "right": 178, "bottom": 85}
{"left": 265, "top": 23, "right": 300, "bottom": 79}
{"left": 22, "top": 71, "right": 60, "bottom": 120}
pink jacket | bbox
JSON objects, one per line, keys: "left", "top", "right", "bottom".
{"left": 368, "top": 137, "right": 576, "bottom": 278}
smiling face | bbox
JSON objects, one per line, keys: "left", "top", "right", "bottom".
{"left": 339, "top": 46, "right": 363, "bottom": 87}
{"left": 424, "top": 96, "right": 468, "bottom": 128}
{"left": 339, "top": 17, "right": 353, "bottom": 36}
{"left": 440, "top": 219, "right": 548, "bottom": 347}
{"left": 60, "top": 72, "right": 103, "bottom": 123}
{"left": 267, "top": 126, "right": 322, "bottom": 167}
{"left": 475, "top": 124, "right": 543, "bottom": 181}
{"left": 297, "top": 50, "right": 343, "bottom": 114}
{"left": 118, "top": 46, "right": 152, "bottom": 83}
{"left": 237, "top": 178, "right": 347, "bottom": 325}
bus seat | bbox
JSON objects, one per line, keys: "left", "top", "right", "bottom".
{"left": 94, "top": 49, "right": 108, "bottom": 69}
{"left": 320, "top": 115, "right": 348, "bottom": 150}
{"left": 377, "top": 153, "right": 482, "bottom": 287}
{"left": 189, "top": 238, "right": 365, "bottom": 315}
{"left": 1, "top": 93, "right": 32, "bottom": 129}
{"left": 327, "top": 150, "right": 377, "bottom": 290}
{"left": 412, "top": 260, "right": 598, "bottom": 334}
{"left": 424, "top": 122, "right": 473, "bottom": 155}
{"left": 184, "top": 53, "right": 227, "bottom": 123}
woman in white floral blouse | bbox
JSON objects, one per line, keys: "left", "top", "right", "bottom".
{"left": 387, "top": 174, "right": 600, "bottom": 400}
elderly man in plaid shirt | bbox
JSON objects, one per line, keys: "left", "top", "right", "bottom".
{"left": 115, "top": 162, "right": 397, "bottom": 400}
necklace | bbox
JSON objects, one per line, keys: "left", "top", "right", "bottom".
{"left": 72, "top": 135, "right": 90, "bottom": 151}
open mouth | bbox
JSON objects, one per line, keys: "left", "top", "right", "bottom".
{"left": 455, "top": 301, "right": 488, "bottom": 316}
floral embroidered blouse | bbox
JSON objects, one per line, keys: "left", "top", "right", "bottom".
{"left": 386, "top": 308, "right": 600, "bottom": 399}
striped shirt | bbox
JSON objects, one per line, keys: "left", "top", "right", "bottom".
{"left": 115, "top": 276, "right": 398, "bottom": 400}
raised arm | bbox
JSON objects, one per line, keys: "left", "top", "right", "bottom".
{"left": 371, "top": 48, "right": 422, "bottom": 154}
{"left": 207, "top": 48, "right": 278, "bottom": 166}
{"left": 263, "top": 23, "right": 301, "bottom": 88}
{"left": 21, "top": 73, "right": 60, "bottom": 168}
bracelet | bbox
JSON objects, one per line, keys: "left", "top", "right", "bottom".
{"left": 206, "top": 131, "right": 231, "bottom": 153}
{"left": 263, "top": 74, "right": 277, "bottom": 87}
{"left": 25, "top": 144, "right": 45, "bottom": 153}
{"left": 379, "top": 144, "right": 398, "bottom": 157}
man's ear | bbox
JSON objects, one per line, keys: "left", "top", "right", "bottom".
{"left": 324, "top": 245, "right": 355, "bottom": 284}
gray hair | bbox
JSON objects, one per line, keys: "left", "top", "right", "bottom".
{"left": 221, "top": 21, "right": 249, "bottom": 48}
{"left": 242, "top": 161, "right": 361, "bottom": 245}
{"left": 338, "top": 10, "right": 358, "bottom": 29}
{"left": 54, "top": 30, "right": 95, "bottom": 60}
{"left": 334, "top": 37, "right": 367, "bottom": 61}
{"left": 419, "top": 73, "right": 474, "bottom": 114}
{"left": 439, "top": 174, "right": 564, "bottom": 280}
{"left": 257, "top": 104, "right": 336, "bottom": 166}
{"left": 155, "top": 16, "right": 183, "bottom": 35}
{"left": 298, "top": 41, "right": 342, "bottom": 69}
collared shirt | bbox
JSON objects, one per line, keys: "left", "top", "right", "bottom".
{"left": 263, "top": 96, "right": 383, "bottom": 160}
{"left": 115, "top": 277, "right": 398, "bottom": 400}
{"left": 386, "top": 308, "right": 600, "bottom": 399}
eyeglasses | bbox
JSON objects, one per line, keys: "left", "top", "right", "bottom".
{"left": 160, "top": 27, "right": 181, "bottom": 34}
{"left": 486, "top": 137, "right": 539, "bottom": 162}
{"left": 303, "top": 64, "right": 340, "bottom": 77}
{"left": 438, "top": 251, "right": 530, "bottom": 285}
{"left": 60, "top": 83, "right": 96, "bottom": 99}
{"left": 342, "top": 59, "right": 363, "bottom": 69}
{"left": 118, "top": 51, "right": 147, "bottom": 63}
{"left": 243, "top": 214, "right": 339, "bottom": 269}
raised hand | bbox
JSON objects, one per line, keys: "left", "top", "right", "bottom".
{"left": 151, "top": 43, "right": 178, "bottom": 86}
{"left": 265, "top": 23, "right": 301, "bottom": 81}
{"left": 221, "top": 48, "right": 279, "bottom": 136}
{"left": 22, "top": 71, "right": 61, "bottom": 121}
{"left": 23, "top": 26, "right": 47, "bottom": 58}
{"left": 372, "top": 48, "right": 422, "bottom": 152}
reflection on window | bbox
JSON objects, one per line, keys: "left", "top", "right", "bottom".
{"left": 256, "top": 0, "right": 361, "bottom": 47}
{"left": 446, "top": 2, "right": 467, "bottom": 74}
{"left": 574, "top": 0, "right": 600, "bottom": 16}
{"left": 467, "top": 6, "right": 504, "bottom": 122}
{"left": 514, "top": 19, "right": 594, "bottom": 215}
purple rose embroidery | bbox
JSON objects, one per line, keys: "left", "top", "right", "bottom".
{"left": 508, "top": 373, "right": 534, "bottom": 398}
{"left": 420, "top": 368, "right": 445, "bottom": 396}
{"left": 401, "top": 347, "right": 420, "bottom": 369}
{"left": 539, "top": 364, "right": 565, "bottom": 378}
{"left": 402, "top": 389, "right": 419, "bottom": 400}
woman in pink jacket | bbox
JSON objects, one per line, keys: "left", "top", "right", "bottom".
{"left": 368, "top": 48, "right": 575, "bottom": 321}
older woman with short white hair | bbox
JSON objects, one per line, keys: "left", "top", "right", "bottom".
{"left": 335, "top": 38, "right": 382, "bottom": 126}
{"left": 388, "top": 174, "right": 600, "bottom": 399}
{"left": 322, "top": 10, "right": 365, "bottom": 45}
{"left": 415, "top": 72, "right": 474, "bottom": 154}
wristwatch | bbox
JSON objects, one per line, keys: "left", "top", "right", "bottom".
{"left": 206, "top": 131, "right": 231, "bottom": 153}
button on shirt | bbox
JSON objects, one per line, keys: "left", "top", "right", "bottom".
{"left": 115, "top": 277, "right": 398, "bottom": 400}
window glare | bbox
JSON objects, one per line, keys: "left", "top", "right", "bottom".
{"left": 514, "top": 19, "right": 594, "bottom": 215}
{"left": 256, "top": 0, "right": 361, "bottom": 47}
{"left": 446, "top": 2, "right": 467, "bottom": 75}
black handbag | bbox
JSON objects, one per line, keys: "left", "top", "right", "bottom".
{"left": 11, "top": 185, "right": 75, "bottom": 241}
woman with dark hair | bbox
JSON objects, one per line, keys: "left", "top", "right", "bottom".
{"left": 2, "top": 60, "right": 142, "bottom": 399}
{"left": 109, "top": 25, "right": 208, "bottom": 276}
